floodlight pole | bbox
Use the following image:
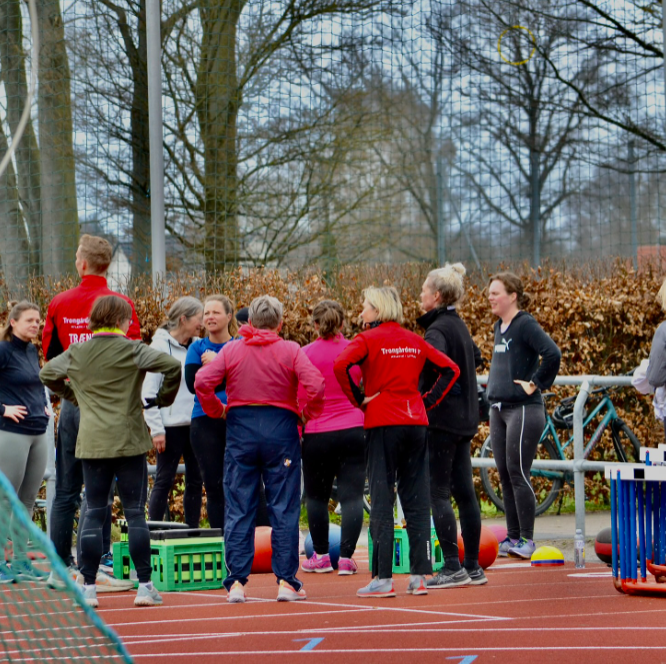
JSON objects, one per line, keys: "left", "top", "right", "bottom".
{"left": 147, "top": 0, "right": 166, "bottom": 283}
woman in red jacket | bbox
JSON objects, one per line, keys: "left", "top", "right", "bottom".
{"left": 334, "top": 286, "right": 460, "bottom": 598}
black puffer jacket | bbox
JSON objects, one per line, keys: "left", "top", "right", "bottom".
{"left": 417, "top": 307, "right": 482, "bottom": 438}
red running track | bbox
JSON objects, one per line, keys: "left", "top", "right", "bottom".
{"left": 97, "top": 549, "right": 666, "bottom": 664}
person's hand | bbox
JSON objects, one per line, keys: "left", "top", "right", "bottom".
{"left": 45, "top": 405, "right": 53, "bottom": 417}
{"left": 201, "top": 351, "right": 217, "bottom": 365}
{"left": 298, "top": 411, "right": 307, "bottom": 427}
{"left": 143, "top": 397, "right": 158, "bottom": 410}
{"left": 152, "top": 434, "right": 166, "bottom": 453}
{"left": 514, "top": 380, "right": 537, "bottom": 395}
{"left": 361, "top": 392, "right": 380, "bottom": 407}
{"left": 2, "top": 405, "right": 27, "bottom": 423}
{"left": 220, "top": 404, "right": 227, "bottom": 420}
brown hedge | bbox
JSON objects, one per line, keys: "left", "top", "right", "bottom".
{"left": 2, "top": 261, "right": 663, "bottom": 520}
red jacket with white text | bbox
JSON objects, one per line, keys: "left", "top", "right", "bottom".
{"left": 333, "top": 321, "right": 460, "bottom": 429}
{"left": 42, "top": 275, "right": 142, "bottom": 359}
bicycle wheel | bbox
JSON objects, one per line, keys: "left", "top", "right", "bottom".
{"left": 479, "top": 435, "right": 564, "bottom": 516}
{"left": 611, "top": 420, "right": 640, "bottom": 463}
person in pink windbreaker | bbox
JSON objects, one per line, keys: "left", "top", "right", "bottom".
{"left": 299, "top": 300, "right": 366, "bottom": 575}
{"left": 194, "top": 295, "right": 324, "bottom": 604}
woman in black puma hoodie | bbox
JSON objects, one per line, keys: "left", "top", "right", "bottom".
{"left": 486, "top": 272, "right": 560, "bottom": 560}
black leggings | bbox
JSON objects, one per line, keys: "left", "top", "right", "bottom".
{"left": 489, "top": 403, "right": 545, "bottom": 541}
{"left": 428, "top": 430, "right": 481, "bottom": 571}
{"left": 80, "top": 455, "right": 151, "bottom": 585}
{"left": 190, "top": 416, "right": 226, "bottom": 531}
{"left": 302, "top": 427, "right": 366, "bottom": 559}
{"left": 148, "top": 425, "right": 203, "bottom": 528}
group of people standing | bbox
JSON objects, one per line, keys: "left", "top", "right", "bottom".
{"left": 0, "top": 231, "right": 563, "bottom": 606}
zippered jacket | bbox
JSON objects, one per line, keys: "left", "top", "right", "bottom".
{"left": 42, "top": 274, "right": 141, "bottom": 359}
{"left": 142, "top": 328, "right": 194, "bottom": 436}
{"left": 195, "top": 324, "right": 325, "bottom": 421}
{"left": 40, "top": 333, "right": 181, "bottom": 458}
{"left": 333, "top": 322, "right": 460, "bottom": 429}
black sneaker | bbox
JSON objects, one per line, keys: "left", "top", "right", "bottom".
{"left": 465, "top": 566, "right": 488, "bottom": 586}
{"left": 426, "top": 568, "right": 471, "bottom": 589}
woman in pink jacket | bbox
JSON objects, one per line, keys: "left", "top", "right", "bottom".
{"left": 299, "top": 300, "right": 365, "bottom": 575}
{"left": 195, "top": 295, "right": 324, "bottom": 604}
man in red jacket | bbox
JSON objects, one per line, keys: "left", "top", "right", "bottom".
{"left": 43, "top": 235, "right": 140, "bottom": 590}
{"left": 334, "top": 286, "right": 460, "bottom": 598}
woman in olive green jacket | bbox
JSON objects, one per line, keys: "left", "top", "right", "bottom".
{"left": 40, "top": 295, "right": 181, "bottom": 609}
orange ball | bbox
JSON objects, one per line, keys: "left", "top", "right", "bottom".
{"left": 457, "top": 524, "right": 500, "bottom": 570}
{"left": 251, "top": 526, "right": 273, "bottom": 574}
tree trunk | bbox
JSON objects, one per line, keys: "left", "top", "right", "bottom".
{"left": 0, "top": 0, "right": 42, "bottom": 274}
{"left": 196, "top": 2, "right": 243, "bottom": 273}
{"left": 37, "top": 0, "right": 78, "bottom": 277}
{"left": 528, "top": 99, "right": 541, "bottom": 266}
{"left": 0, "top": 124, "right": 30, "bottom": 296}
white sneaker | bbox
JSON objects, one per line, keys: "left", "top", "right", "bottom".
{"left": 134, "top": 584, "right": 163, "bottom": 607}
{"left": 80, "top": 584, "right": 99, "bottom": 608}
{"left": 276, "top": 580, "right": 307, "bottom": 601}
{"left": 227, "top": 580, "right": 246, "bottom": 603}
{"left": 47, "top": 565, "right": 79, "bottom": 591}
{"left": 77, "top": 570, "right": 134, "bottom": 593}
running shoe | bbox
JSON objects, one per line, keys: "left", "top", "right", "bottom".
{"left": 227, "top": 580, "right": 246, "bottom": 603}
{"left": 47, "top": 564, "right": 79, "bottom": 590}
{"left": 12, "top": 560, "right": 49, "bottom": 582}
{"left": 99, "top": 551, "right": 114, "bottom": 570}
{"left": 0, "top": 562, "right": 14, "bottom": 584}
{"left": 426, "top": 568, "right": 471, "bottom": 589}
{"left": 77, "top": 570, "right": 134, "bottom": 592}
{"left": 81, "top": 585, "right": 99, "bottom": 608}
{"left": 277, "top": 580, "right": 307, "bottom": 601}
{"left": 134, "top": 584, "right": 163, "bottom": 607}
{"left": 508, "top": 538, "right": 536, "bottom": 559}
{"left": 406, "top": 575, "right": 428, "bottom": 596}
{"left": 337, "top": 557, "right": 358, "bottom": 575}
{"left": 301, "top": 552, "right": 334, "bottom": 573}
{"left": 356, "top": 577, "right": 395, "bottom": 598}
{"left": 498, "top": 537, "right": 519, "bottom": 557}
{"left": 464, "top": 566, "right": 488, "bottom": 586}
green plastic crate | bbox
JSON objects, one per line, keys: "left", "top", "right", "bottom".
{"left": 368, "top": 526, "right": 444, "bottom": 574}
{"left": 112, "top": 537, "right": 225, "bottom": 591}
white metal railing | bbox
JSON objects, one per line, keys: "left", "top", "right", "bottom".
{"left": 474, "top": 375, "right": 636, "bottom": 537}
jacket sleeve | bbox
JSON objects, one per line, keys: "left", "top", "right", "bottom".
{"left": 293, "top": 348, "right": 325, "bottom": 421}
{"left": 126, "top": 299, "right": 142, "bottom": 341}
{"left": 424, "top": 327, "right": 449, "bottom": 356}
{"left": 40, "top": 351, "right": 78, "bottom": 404}
{"left": 647, "top": 323, "right": 666, "bottom": 388}
{"left": 194, "top": 348, "right": 227, "bottom": 418}
{"left": 42, "top": 301, "right": 64, "bottom": 360}
{"left": 524, "top": 318, "right": 561, "bottom": 391}
{"left": 141, "top": 349, "right": 166, "bottom": 436}
{"left": 420, "top": 340, "right": 460, "bottom": 411}
{"left": 133, "top": 344, "right": 181, "bottom": 408}
{"left": 333, "top": 335, "right": 369, "bottom": 408}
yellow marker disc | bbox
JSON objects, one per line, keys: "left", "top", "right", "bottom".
{"left": 498, "top": 26, "right": 536, "bottom": 66}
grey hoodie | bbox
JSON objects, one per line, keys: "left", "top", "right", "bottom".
{"left": 647, "top": 321, "right": 666, "bottom": 388}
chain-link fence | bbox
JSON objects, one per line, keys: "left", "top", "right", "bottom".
{"left": 1, "top": 0, "right": 665, "bottom": 294}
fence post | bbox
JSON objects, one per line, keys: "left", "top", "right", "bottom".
{"left": 45, "top": 412, "right": 56, "bottom": 538}
{"left": 573, "top": 379, "right": 590, "bottom": 536}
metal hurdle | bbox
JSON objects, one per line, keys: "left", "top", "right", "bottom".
{"left": 606, "top": 453, "right": 666, "bottom": 595}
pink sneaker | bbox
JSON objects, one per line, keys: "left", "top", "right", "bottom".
{"left": 301, "top": 552, "right": 333, "bottom": 573}
{"left": 337, "top": 557, "right": 358, "bottom": 575}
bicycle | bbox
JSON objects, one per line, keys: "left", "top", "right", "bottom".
{"left": 479, "top": 387, "right": 641, "bottom": 516}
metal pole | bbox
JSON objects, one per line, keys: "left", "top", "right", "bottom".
{"left": 436, "top": 153, "right": 445, "bottom": 265}
{"left": 629, "top": 140, "right": 638, "bottom": 270}
{"left": 45, "top": 410, "right": 56, "bottom": 538}
{"left": 147, "top": 0, "right": 166, "bottom": 283}
{"left": 573, "top": 379, "right": 590, "bottom": 536}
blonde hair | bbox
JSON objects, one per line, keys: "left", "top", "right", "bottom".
{"left": 363, "top": 286, "right": 403, "bottom": 324}
{"left": 1, "top": 301, "right": 40, "bottom": 342}
{"left": 426, "top": 262, "right": 466, "bottom": 308}
{"left": 658, "top": 277, "right": 666, "bottom": 312}
{"left": 312, "top": 300, "right": 345, "bottom": 339}
{"left": 78, "top": 234, "right": 113, "bottom": 274}
{"left": 205, "top": 294, "right": 239, "bottom": 337}
{"left": 161, "top": 296, "right": 203, "bottom": 332}
{"left": 248, "top": 295, "right": 283, "bottom": 330}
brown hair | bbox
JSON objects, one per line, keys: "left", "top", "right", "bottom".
{"left": 89, "top": 295, "right": 132, "bottom": 331}
{"left": 312, "top": 300, "right": 345, "bottom": 339}
{"left": 78, "top": 234, "right": 113, "bottom": 274}
{"left": 204, "top": 294, "right": 239, "bottom": 337}
{"left": 488, "top": 271, "right": 531, "bottom": 309}
{"left": 1, "top": 301, "right": 40, "bottom": 342}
